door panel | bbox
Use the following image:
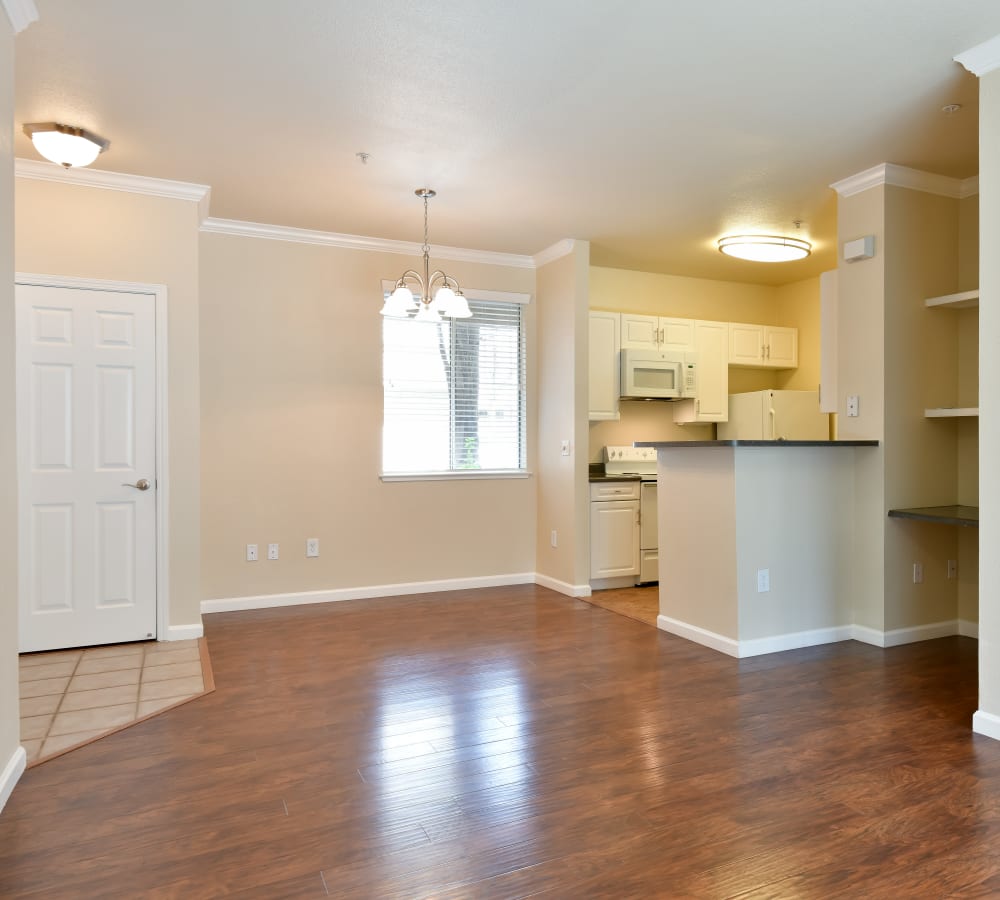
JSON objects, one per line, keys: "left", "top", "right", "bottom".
{"left": 17, "top": 283, "right": 157, "bottom": 652}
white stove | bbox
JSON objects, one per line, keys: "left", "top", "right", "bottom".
{"left": 603, "top": 445, "right": 658, "bottom": 480}
{"left": 603, "top": 446, "right": 659, "bottom": 584}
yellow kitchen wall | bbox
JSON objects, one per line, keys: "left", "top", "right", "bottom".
{"left": 199, "top": 231, "right": 538, "bottom": 601}
{"left": 14, "top": 177, "right": 203, "bottom": 631}
{"left": 0, "top": 19, "right": 21, "bottom": 802}
{"left": 587, "top": 266, "right": 822, "bottom": 460}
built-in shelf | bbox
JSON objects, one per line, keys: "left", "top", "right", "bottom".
{"left": 924, "top": 407, "right": 979, "bottom": 418}
{"left": 925, "top": 289, "right": 979, "bottom": 309}
{"left": 888, "top": 505, "right": 979, "bottom": 527}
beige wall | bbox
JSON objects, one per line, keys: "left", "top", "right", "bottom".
{"left": 882, "top": 186, "right": 961, "bottom": 631}
{"left": 658, "top": 447, "right": 739, "bottom": 640}
{"left": 199, "top": 232, "right": 537, "bottom": 599}
{"left": 735, "top": 447, "right": 855, "bottom": 641}
{"left": 535, "top": 244, "right": 590, "bottom": 589}
{"left": 15, "top": 179, "right": 202, "bottom": 628}
{"left": 1, "top": 19, "right": 21, "bottom": 788}
{"left": 979, "top": 69, "right": 1000, "bottom": 722}
{"left": 837, "top": 185, "right": 886, "bottom": 631}
{"left": 587, "top": 266, "right": 821, "bottom": 460}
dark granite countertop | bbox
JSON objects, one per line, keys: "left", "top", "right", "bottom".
{"left": 888, "top": 505, "right": 979, "bottom": 527}
{"left": 588, "top": 473, "right": 643, "bottom": 483}
{"left": 635, "top": 439, "right": 879, "bottom": 448}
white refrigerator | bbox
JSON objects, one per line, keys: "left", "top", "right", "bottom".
{"left": 717, "top": 390, "right": 829, "bottom": 441}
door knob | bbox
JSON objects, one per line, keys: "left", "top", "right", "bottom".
{"left": 122, "top": 478, "right": 151, "bottom": 491}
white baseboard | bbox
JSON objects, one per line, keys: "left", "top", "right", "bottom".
{"left": 163, "top": 623, "right": 204, "bottom": 641}
{"left": 738, "top": 625, "right": 853, "bottom": 659}
{"left": 959, "top": 619, "right": 980, "bottom": 639}
{"left": 973, "top": 710, "right": 1000, "bottom": 742}
{"left": 852, "top": 619, "right": 974, "bottom": 648}
{"left": 851, "top": 624, "right": 887, "bottom": 647}
{"left": 657, "top": 615, "right": 739, "bottom": 657}
{"left": 534, "top": 573, "right": 592, "bottom": 598}
{"left": 202, "top": 572, "right": 537, "bottom": 614}
{"left": 0, "top": 746, "right": 27, "bottom": 815}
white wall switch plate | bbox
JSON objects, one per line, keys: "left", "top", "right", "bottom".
{"left": 756, "top": 568, "right": 770, "bottom": 593}
{"left": 913, "top": 562, "right": 923, "bottom": 584}
{"left": 268, "top": 543, "right": 279, "bottom": 560}
{"left": 947, "top": 559, "right": 957, "bottom": 579}
{"left": 550, "top": 530, "right": 558, "bottom": 548}
{"left": 560, "top": 439, "right": 571, "bottom": 457}
{"left": 847, "top": 395, "right": 859, "bottom": 417}
{"left": 246, "top": 543, "right": 258, "bottom": 562}
{"left": 306, "top": 538, "right": 319, "bottom": 558}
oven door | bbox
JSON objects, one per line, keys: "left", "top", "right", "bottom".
{"left": 639, "top": 480, "right": 658, "bottom": 584}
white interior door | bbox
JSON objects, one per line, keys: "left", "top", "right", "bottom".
{"left": 16, "top": 283, "right": 157, "bottom": 652}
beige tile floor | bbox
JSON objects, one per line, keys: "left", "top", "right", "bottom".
{"left": 19, "top": 639, "right": 207, "bottom": 766}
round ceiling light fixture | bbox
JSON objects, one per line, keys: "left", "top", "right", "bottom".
{"left": 717, "top": 234, "right": 812, "bottom": 263}
{"left": 22, "top": 122, "right": 110, "bottom": 168}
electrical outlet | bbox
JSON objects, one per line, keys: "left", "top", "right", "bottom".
{"left": 550, "top": 530, "right": 558, "bottom": 548}
{"left": 756, "top": 568, "right": 770, "bottom": 593}
{"left": 560, "top": 440, "right": 571, "bottom": 457}
{"left": 847, "top": 395, "right": 859, "bottom": 417}
{"left": 306, "top": 538, "right": 319, "bottom": 558}
{"left": 913, "top": 562, "right": 923, "bottom": 584}
{"left": 268, "top": 543, "right": 279, "bottom": 560}
{"left": 947, "top": 559, "right": 957, "bottom": 580}
{"left": 246, "top": 543, "right": 258, "bottom": 562}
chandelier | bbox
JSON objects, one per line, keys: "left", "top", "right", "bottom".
{"left": 380, "top": 188, "right": 471, "bottom": 320}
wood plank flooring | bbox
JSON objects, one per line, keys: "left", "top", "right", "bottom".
{"left": 0, "top": 585, "right": 996, "bottom": 898}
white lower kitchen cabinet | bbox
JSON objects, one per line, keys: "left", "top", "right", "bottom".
{"left": 673, "top": 319, "right": 728, "bottom": 423}
{"left": 590, "top": 482, "right": 640, "bottom": 580}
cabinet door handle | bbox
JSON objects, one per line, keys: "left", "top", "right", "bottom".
{"left": 766, "top": 344, "right": 771, "bottom": 360}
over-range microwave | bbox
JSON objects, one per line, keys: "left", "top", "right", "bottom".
{"left": 620, "top": 349, "right": 698, "bottom": 400}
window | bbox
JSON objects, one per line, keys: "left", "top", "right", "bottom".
{"left": 382, "top": 297, "right": 526, "bottom": 477}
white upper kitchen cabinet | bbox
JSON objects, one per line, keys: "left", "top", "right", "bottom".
{"left": 673, "top": 320, "right": 728, "bottom": 423}
{"left": 588, "top": 311, "right": 620, "bottom": 420}
{"left": 728, "top": 323, "right": 797, "bottom": 369}
{"left": 620, "top": 314, "right": 695, "bottom": 352}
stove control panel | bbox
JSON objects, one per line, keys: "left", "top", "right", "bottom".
{"left": 603, "top": 445, "right": 658, "bottom": 475}
{"left": 604, "top": 446, "right": 658, "bottom": 464}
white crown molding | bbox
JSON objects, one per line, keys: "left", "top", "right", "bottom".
{"left": 533, "top": 239, "right": 576, "bottom": 268}
{"left": 15, "top": 158, "right": 212, "bottom": 218}
{"left": 201, "top": 217, "right": 537, "bottom": 269}
{"left": 955, "top": 34, "right": 1000, "bottom": 77}
{"left": 2, "top": 0, "right": 38, "bottom": 33}
{"left": 831, "top": 163, "right": 978, "bottom": 199}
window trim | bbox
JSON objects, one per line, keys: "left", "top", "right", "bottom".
{"left": 379, "top": 282, "right": 531, "bottom": 481}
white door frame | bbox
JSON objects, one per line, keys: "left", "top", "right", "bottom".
{"left": 15, "top": 273, "right": 171, "bottom": 643}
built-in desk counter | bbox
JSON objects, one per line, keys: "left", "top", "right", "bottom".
{"left": 635, "top": 439, "right": 879, "bottom": 658}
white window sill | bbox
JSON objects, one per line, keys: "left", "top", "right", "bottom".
{"left": 380, "top": 470, "right": 532, "bottom": 483}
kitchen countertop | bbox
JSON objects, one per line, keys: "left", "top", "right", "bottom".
{"left": 588, "top": 473, "right": 642, "bottom": 482}
{"left": 635, "top": 439, "right": 879, "bottom": 448}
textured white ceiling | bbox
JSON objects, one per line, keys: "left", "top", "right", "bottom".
{"left": 13, "top": 0, "right": 1000, "bottom": 284}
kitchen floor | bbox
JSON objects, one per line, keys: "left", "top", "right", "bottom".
{"left": 18, "top": 639, "right": 212, "bottom": 766}
{"left": 583, "top": 584, "right": 659, "bottom": 626}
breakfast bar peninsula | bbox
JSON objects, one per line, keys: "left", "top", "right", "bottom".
{"left": 637, "top": 440, "right": 879, "bottom": 658}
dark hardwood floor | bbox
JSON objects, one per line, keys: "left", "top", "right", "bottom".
{"left": 1, "top": 585, "right": 996, "bottom": 898}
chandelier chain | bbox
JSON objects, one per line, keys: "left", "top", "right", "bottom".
{"left": 422, "top": 194, "right": 431, "bottom": 255}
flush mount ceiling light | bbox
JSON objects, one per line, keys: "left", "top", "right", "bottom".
{"left": 22, "top": 122, "right": 110, "bottom": 168}
{"left": 718, "top": 234, "right": 812, "bottom": 263}
{"left": 381, "top": 188, "right": 471, "bottom": 321}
